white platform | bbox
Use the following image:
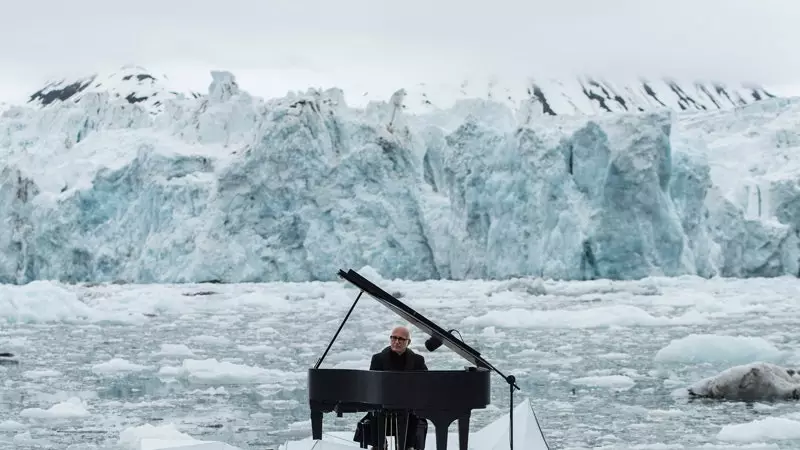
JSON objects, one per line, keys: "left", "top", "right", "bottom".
{"left": 139, "top": 439, "right": 243, "bottom": 450}
{"left": 279, "top": 398, "right": 549, "bottom": 450}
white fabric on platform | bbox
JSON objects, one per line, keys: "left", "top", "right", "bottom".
{"left": 470, "top": 398, "right": 549, "bottom": 450}
{"left": 140, "top": 438, "right": 243, "bottom": 450}
{"left": 279, "top": 398, "right": 549, "bottom": 450}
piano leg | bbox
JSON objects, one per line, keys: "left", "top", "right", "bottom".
{"left": 311, "top": 409, "right": 323, "bottom": 440}
{"left": 434, "top": 422, "right": 449, "bottom": 450}
{"left": 457, "top": 412, "right": 471, "bottom": 450}
{"left": 417, "top": 413, "right": 452, "bottom": 450}
{"left": 416, "top": 411, "right": 472, "bottom": 450}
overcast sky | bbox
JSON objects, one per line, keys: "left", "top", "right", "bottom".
{"left": 1, "top": 0, "right": 799, "bottom": 103}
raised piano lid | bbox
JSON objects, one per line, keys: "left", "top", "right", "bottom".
{"left": 338, "top": 268, "right": 492, "bottom": 371}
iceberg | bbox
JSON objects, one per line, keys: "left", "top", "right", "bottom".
{"left": 0, "top": 68, "right": 799, "bottom": 284}
{"left": 686, "top": 362, "right": 800, "bottom": 402}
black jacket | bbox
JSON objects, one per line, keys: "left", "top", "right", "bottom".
{"left": 353, "top": 346, "right": 429, "bottom": 448}
{"left": 369, "top": 346, "right": 428, "bottom": 371}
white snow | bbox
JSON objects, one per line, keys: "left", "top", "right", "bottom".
{"left": 20, "top": 66, "right": 775, "bottom": 117}
{"left": 27, "top": 65, "right": 199, "bottom": 115}
{"left": 356, "top": 73, "right": 775, "bottom": 117}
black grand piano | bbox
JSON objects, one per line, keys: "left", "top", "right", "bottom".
{"left": 308, "top": 269, "right": 521, "bottom": 450}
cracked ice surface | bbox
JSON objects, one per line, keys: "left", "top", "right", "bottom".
{"left": 2, "top": 273, "right": 800, "bottom": 449}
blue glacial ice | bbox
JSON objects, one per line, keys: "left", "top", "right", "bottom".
{"left": 0, "top": 71, "right": 798, "bottom": 284}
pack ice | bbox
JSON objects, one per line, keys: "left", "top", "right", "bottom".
{"left": 0, "top": 68, "right": 798, "bottom": 284}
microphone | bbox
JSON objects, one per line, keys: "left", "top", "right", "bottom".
{"left": 424, "top": 329, "right": 462, "bottom": 352}
{"left": 424, "top": 335, "right": 444, "bottom": 352}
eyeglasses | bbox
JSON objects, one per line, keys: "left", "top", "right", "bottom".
{"left": 390, "top": 335, "right": 408, "bottom": 342}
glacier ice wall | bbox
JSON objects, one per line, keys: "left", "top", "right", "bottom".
{"left": 0, "top": 73, "right": 798, "bottom": 284}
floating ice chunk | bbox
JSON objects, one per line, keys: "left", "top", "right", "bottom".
{"left": 235, "top": 344, "right": 273, "bottom": 353}
{"left": 22, "top": 369, "right": 61, "bottom": 379}
{"left": 120, "top": 400, "right": 174, "bottom": 410}
{"left": 688, "top": 362, "right": 800, "bottom": 401}
{"left": 154, "top": 343, "right": 196, "bottom": 357}
{"left": 0, "top": 420, "right": 26, "bottom": 431}
{"left": 485, "top": 278, "right": 546, "bottom": 296}
{"left": 0, "top": 282, "right": 97, "bottom": 324}
{"left": 91, "top": 358, "right": 151, "bottom": 375}
{"left": 717, "top": 417, "right": 800, "bottom": 442}
{"left": 571, "top": 375, "right": 636, "bottom": 390}
{"left": 462, "top": 305, "right": 708, "bottom": 329}
{"left": 161, "top": 358, "right": 302, "bottom": 385}
{"left": 0, "top": 337, "right": 27, "bottom": 349}
{"left": 190, "top": 387, "right": 228, "bottom": 396}
{"left": 19, "top": 397, "right": 90, "bottom": 420}
{"left": 597, "top": 352, "right": 630, "bottom": 361}
{"left": 655, "top": 334, "right": 786, "bottom": 364}
{"left": 119, "top": 423, "right": 191, "bottom": 446}
{"left": 188, "top": 335, "right": 231, "bottom": 346}
{"left": 118, "top": 422, "right": 243, "bottom": 449}
{"left": 228, "top": 292, "right": 292, "bottom": 311}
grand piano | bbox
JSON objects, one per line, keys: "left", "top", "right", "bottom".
{"left": 308, "top": 269, "right": 520, "bottom": 450}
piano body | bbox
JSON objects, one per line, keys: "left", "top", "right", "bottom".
{"left": 308, "top": 269, "right": 519, "bottom": 450}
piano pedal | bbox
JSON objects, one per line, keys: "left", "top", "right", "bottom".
{"left": 333, "top": 403, "right": 344, "bottom": 417}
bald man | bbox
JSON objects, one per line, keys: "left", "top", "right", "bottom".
{"left": 369, "top": 325, "right": 428, "bottom": 371}
{"left": 354, "top": 325, "right": 429, "bottom": 449}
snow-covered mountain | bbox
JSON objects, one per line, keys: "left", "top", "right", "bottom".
{"left": 21, "top": 65, "right": 778, "bottom": 117}
{"left": 27, "top": 65, "right": 201, "bottom": 115}
{"left": 391, "top": 75, "right": 777, "bottom": 116}
{"left": 0, "top": 67, "right": 798, "bottom": 284}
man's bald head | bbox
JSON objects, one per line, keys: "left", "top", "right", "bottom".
{"left": 389, "top": 325, "right": 411, "bottom": 354}
{"left": 392, "top": 325, "right": 410, "bottom": 338}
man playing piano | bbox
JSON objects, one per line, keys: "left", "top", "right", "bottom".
{"left": 353, "top": 325, "right": 429, "bottom": 449}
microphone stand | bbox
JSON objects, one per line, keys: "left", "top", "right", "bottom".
{"left": 507, "top": 374, "right": 517, "bottom": 450}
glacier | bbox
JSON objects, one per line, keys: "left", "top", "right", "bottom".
{"left": 0, "top": 68, "right": 799, "bottom": 284}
